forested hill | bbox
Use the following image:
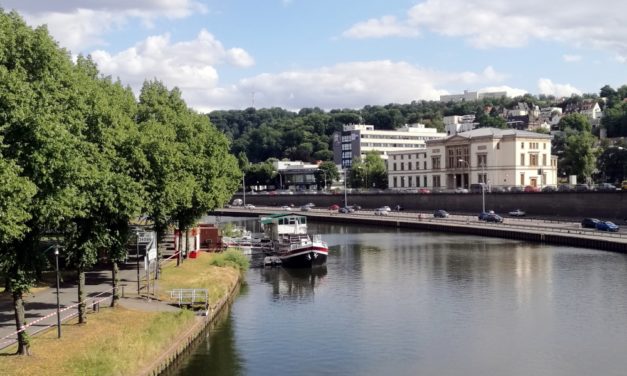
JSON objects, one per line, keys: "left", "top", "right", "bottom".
{"left": 208, "top": 87, "right": 627, "bottom": 164}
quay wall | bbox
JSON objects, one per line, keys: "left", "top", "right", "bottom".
{"left": 234, "top": 191, "right": 627, "bottom": 222}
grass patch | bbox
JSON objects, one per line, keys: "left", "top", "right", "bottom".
{"left": 0, "top": 307, "right": 195, "bottom": 376}
{"left": 209, "top": 249, "right": 250, "bottom": 271}
{"left": 158, "top": 251, "right": 243, "bottom": 304}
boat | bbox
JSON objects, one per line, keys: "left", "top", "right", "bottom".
{"left": 260, "top": 213, "right": 328, "bottom": 268}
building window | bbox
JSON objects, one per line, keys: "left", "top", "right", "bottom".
{"left": 393, "top": 163, "right": 397, "bottom": 171}
{"left": 400, "top": 176, "right": 405, "bottom": 188}
{"left": 393, "top": 176, "right": 397, "bottom": 188}
{"left": 520, "top": 154, "right": 525, "bottom": 166}
{"left": 432, "top": 156, "right": 441, "bottom": 170}
{"left": 408, "top": 176, "right": 413, "bottom": 187}
{"left": 520, "top": 173, "right": 525, "bottom": 186}
{"left": 542, "top": 154, "right": 547, "bottom": 166}
{"left": 408, "top": 162, "right": 412, "bottom": 170}
{"left": 423, "top": 176, "right": 427, "bottom": 187}
{"left": 433, "top": 175, "right": 441, "bottom": 188}
{"left": 416, "top": 176, "right": 420, "bottom": 187}
{"left": 478, "top": 174, "right": 487, "bottom": 183}
{"left": 521, "top": 142, "right": 525, "bottom": 149}
{"left": 497, "top": 143, "right": 500, "bottom": 150}
{"left": 400, "top": 162, "right": 404, "bottom": 171}
{"left": 477, "top": 154, "right": 487, "bottom": 168}
{"left": 423, "top": 161, "right": 427, "bottom": 170}
{"left": 544, "top": 143, "right": 547, "bottom": 150}
{"left": 530, "top": 154, "right": 538, "bottom": 167}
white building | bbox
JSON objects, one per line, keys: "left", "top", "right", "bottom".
{"left": 332, "top": 123, "right": 447, "bottom": 168}
{"left": 273, "top": 160, "right": 319, "bottom": 191}
{"left": 387, "top": 128, "right": 558, "bottom": 190}
{"left": 444, "top": 115, "right": 478, "bottom": 136}
{"left": 440, "top": 90, "right": 507, "bottom": 103}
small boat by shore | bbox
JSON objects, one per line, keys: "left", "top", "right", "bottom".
{"left": 260, "top": 213, "right": 328, "bottom": 268}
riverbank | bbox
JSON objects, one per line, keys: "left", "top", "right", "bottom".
{"left": 0, "top": 252, "right": 243, "bottom": 376}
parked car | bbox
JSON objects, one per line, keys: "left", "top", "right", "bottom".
{"left": 280, "top": 205, "right": 291, "bottom": 211}
{"left": 485, "top": 213, "right": 504, "bottom": 223}
{"left": 595, "top": 183, "right": 617, "bottom": 192}
{"left": 469, "top": 183, "right": 489, "bottom": 194}
{"left": 575, "top": 184, "right": 591, "bottom": 192}
{"left": 244, "top": 204, "right": 256, "bottom": 209}
{"left": 329, "top": 204, "right": 340, "bottom": 210}
{"left": 338, "top": 206, "right": 354, "bottom": 214}
{"left": 300, "top": 205, "right": 311, "bottom": 211}
{"left": 382, "top": 206, "right": 392, "bottom": 212}
{"left": 454, "top": 187, "right": 469, "bottom": 194}
{"left": 351, "top": 205, "right": 362, "bottom": 211}
{"left": 491, "top": 186, "right": 506, "bottom": 193}
{"left": 434, "top": 209, "right": 449, "bottom": 218}
{"left": 541, "top": 185, "right": 557, "bottom": 192}
{"left": 232, "top": 198, "right": 243, "bottom": 206}
{"left": 478, "top": 210, "right": 495, "bottom": 220}
{"left": 508, "top": 209, "right": 526, "bottom": 217}
{"left": 510, "top": 186, "right": 524, "bottom": 193}
{"left": 557, "top": 184, "right": 574, "bottom": 192}
{"left": 418, "top": 188, "right": 431, "bottom": 194}
{"left": 622, "top": 180, "right": 627, "bottom": 190}
{"left": 374, "top": 208, "right": 389, "bottom": 216}
{"left": 581, "top": 218, "right": 600, "bottom": 228}
{"left": 523, "top": 185, "right": 541, "bottom": 192}
{"left": 596, "top": 221, "right": 619, "bottom": 232}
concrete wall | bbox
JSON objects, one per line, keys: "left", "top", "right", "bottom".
{"left": 235, "top": 192, "right": 627, "bottom": 222}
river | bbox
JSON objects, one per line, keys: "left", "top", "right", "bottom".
{"left": 168, "top": 218, "right": 627, "bottom": 376}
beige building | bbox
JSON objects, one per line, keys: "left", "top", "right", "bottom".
{"left": 387, "top": 128, "right": 558, "bottom": 190}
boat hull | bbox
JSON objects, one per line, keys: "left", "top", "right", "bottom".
{"left": 279, "top": 247, "right": 328, "bottom": 268}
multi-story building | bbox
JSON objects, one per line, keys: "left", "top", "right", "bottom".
{"left": 273, "top": 160, "right": 319, "bottom": 191}
{"left": 444, "top": 115, "right": 478, "bottom": 136}
{"left": 439, "top": 90, "right": 507, "bottom": 103}
{"left": 332, "top": 123, "right": 447, "bottom": 169}
{"left": 387, "top": 128, "right": 558, "bottom": 190}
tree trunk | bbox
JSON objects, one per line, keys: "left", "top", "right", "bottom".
{"left": 111, "top": 261, "right": 119, "bottom": 308}
{"left": 185, "top": 229, "right": 190, "bottom": 259}
{"left": 78, "top": 268, "right": 86, "bottom": 324}
{"left": 12, "top": 291, "right": 30, "bottom": 355}
{"left": 177, "top": 229, "right": 182, "bottom": 266}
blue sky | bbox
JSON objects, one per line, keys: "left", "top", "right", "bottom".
{"left": 2, "top": 0, "right": 626, "bottom": 112}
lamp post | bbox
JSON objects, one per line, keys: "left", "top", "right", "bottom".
{"left": 343, "top": 168, "right": 348, "bottom": 207}
{"left": 458, "top": 159, "right": 470, "bottom": 189}
{"left": 135, "top": 229, "right": 141, "bottom": 295}
{"left": 53, "top": 245, "right": 61, "bottom": 338}
{"left": 242, "top": 173, "right": 246, "bottom": 206}
{"left": 480, "top": 163, "right": 486, "bottom": 213}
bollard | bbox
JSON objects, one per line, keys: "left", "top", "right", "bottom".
{"left": 92, "top": 302, "right": 100, "bottom": 312}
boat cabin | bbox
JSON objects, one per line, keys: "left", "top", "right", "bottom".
{"left": 260, "top": 213, "right": 308, "bottom": 240}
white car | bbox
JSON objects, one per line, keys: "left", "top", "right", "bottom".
{"left": 244, "top": 204, "right": 256, "bottom": 209}
{"left": 280, "top": 205, "right": 290, "bottom": 211}
{"left": 374, "top": 208, "right": 389, "bottom": 216}
{"left": 381, "top": 206, "right": 392, "bottom": 212}
{"left": 508, "top": 209, "right": 526, "bottom": 217}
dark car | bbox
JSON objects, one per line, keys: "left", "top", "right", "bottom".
{"left": 478, "top": 210, "right": 495, "bottom": 220}
{"left": 596, "top": 221, "right": 619, "bottom": 232}
{"left": 595, "top": 183, "right": 617, "bottom": 192}
{"left": 558, "top": 184, "right": 574, "bottom": 192}
{"left": 510, "top": 186, "right": 524, "bottom": 193}
{"left": 581, "top": 218, "right": 600, "bottom": 228}
{"left": 338, "top": 206, "right": 355, "bottom": 214}
{"left": 524, "top": 185, "right": 541, "bottom": 192}
{"left": 351, "top": 205, "right": 362, "bottom": 211}
{"left": 575, "top": 184, "right": 591, "bottom": 192}
{"left": 485, "top": 213, "right": 504, "bottom": 223}
{"left": 542, "top": 185, "right": 557, "bottom": 192}
{"left": 434, "top": 210, "right": 449, "bottom": 218}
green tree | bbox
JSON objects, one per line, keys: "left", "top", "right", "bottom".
{"left": 316, "top": 161, "right": 339, "bottom": 189}
{"left": 562, "top": 132, "right": 596, "bottom": 183}
{"left": 558, "top": 113, "right": 592, "bottom": 133}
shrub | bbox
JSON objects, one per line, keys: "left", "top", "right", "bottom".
{"left": 209, "top": 249, "right": 250, "bottom": 272}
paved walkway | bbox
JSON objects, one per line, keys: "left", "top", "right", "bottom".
{"left": 0, "top": 257, "right": 175, "bottom": 350}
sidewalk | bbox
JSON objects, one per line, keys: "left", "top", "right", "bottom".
{"left": 0, "top": 257, "right": 170, "bottom": 350}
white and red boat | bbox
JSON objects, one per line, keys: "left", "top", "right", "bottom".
{"left": 260, "top": 213, "right": 328, "bottom": 268}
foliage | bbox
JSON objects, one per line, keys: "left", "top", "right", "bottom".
{"left": 316, "top": 161, "right": 339, "bottom": 189}
{"left": 562, "top": 131, "right": 597, "bottom": 182}
{"left": 596, "top": 144, "right": 627, "bottom": 183}
{"left": 349, "top": 151, "right": 388, "bottom": 189}
{"left": 209, "top": 249, "right": 250, "bottom": 272}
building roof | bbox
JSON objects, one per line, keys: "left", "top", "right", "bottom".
{"left": 441, "top": 127, "right": 551, "bottom": 141}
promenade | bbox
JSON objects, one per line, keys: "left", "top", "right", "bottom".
{"left": 0, "top": 258, "right": 157, "bottom": 351}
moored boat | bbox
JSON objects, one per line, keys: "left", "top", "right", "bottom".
{"left": 260, "top": 213, "right": 328, "bottom": 268}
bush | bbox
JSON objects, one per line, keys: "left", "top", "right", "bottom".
{"left": 209, "top": 249, "right": 250, "bottom": 272}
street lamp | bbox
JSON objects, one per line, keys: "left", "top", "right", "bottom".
{"left": 480, "top": 163, "right": 487, "bottom": 213}
{"left": 458, "top": 159, "right": 470, "bottom": 189}
{"left": 43, "top": 244, "right": 62, "bottom": 338}
{"left": 135, "top": 229, "right": 141, "bottom": 295}
{"left": 242, "top": 173, "right": 246, "bottom": 206}
{"left": 343, "top": 168, "right": 348, "bottom": 207}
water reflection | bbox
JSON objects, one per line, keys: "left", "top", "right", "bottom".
{"left": 258, "top": 266, "right": 328, "bottom": 301}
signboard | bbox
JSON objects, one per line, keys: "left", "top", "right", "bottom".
{"left": 137, "top": 232, "right": 153, "bottom": 243}
{"left": 147, "top": 248, "right": 157, "bottom": 262}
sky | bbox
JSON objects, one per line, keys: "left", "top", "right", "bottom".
{"left": 2, "top": 0, "right": 626, "bottom": 112}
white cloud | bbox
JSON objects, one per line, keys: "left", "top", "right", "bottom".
{"left": 537, "top": 78, "right": 581, "bottom": 98}
{"left": 91, "top": 30, "right": 254, "bottom": 109}
{"left": 179, "top": 62, "right": 506, "bottom": 112}
{"left": 562, "top": 54, "right": 582, "bottom": 62}
{"left": 342, "top": 16, "right": 419, "bottom": 39}
{"left": 344, "top": 0, "right": 627, "bottom": 59}
{"left": 3, "top": 0, "right": 207, "bottom": 51}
